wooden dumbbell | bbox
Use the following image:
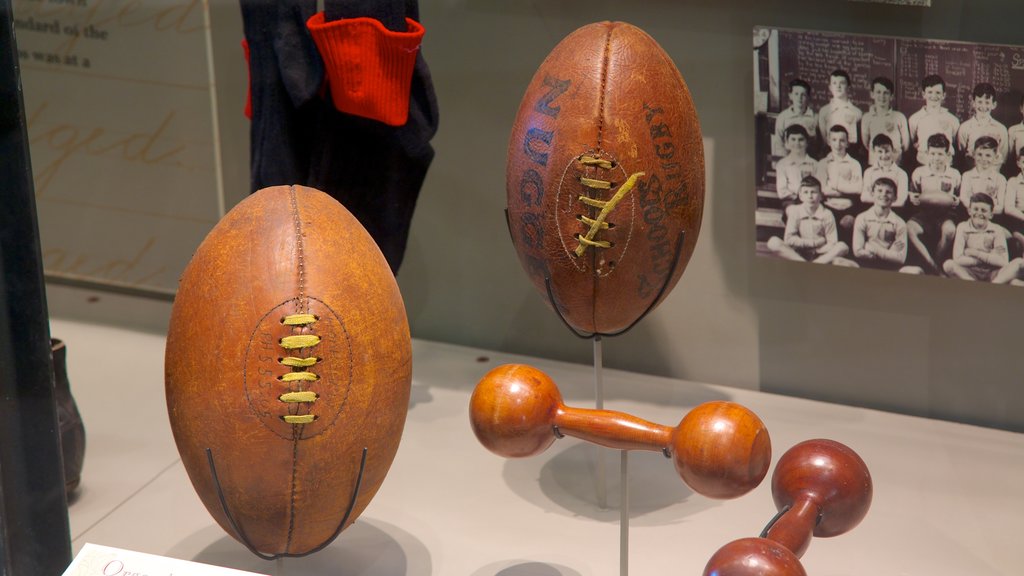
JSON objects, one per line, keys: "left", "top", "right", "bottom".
{"left": 702, "top": 439, "right": 872, "bottom": 576}
{"left": 469, "top": 364, "right": 771, "bottom": 499}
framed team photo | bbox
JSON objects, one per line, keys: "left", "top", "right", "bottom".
{"left": 753, "top": 26, "right": 1024, "bottom": 285}
{"left": 848, "top": 0, "right": 931, "bottom": 6}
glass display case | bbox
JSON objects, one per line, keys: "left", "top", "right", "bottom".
{"left": 3, "top": 0, "right": 1023, "bottom": 574}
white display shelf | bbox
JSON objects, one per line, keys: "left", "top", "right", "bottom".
{"left": 53, "top": 316, "right": 1023, "bottom": 576}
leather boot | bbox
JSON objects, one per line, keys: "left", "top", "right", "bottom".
{"left": 51, "top": 339, "right": 86, "bottom": 496}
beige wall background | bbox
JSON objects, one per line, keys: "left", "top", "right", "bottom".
{"left": 43, "top": 0, "right": 1024, "bottom": 432}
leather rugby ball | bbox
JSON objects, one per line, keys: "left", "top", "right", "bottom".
{"left": 165, "top": 185, "right": 411, "bottom": 557}
{"left": 506, "top": 21, "right": 705, "bottom": 335}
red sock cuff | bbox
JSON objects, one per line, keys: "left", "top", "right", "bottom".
{"left": 242, "top": 39, "right": 253, "bottom": 120}
{"left": 306, "top": 13, "right": 424, "bottom": 126}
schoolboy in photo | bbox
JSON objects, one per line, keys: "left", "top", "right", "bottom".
{"left": 957, "top": 83, "right": 1008, "bottom": 165}
{"left": 818, "top": 125, "right": 863, "bottom": 239}
{"left": 959, "top": 136, "right": 1006, "bottom": 221}
{"left": 775, "top": 124, "right": 820, "bottom": 211}
{"left": 943, "top": 193, "right": 1008, "bottom": 281}
{"left": 908, "top": 133, "right": 961, "bottom": 273}
{"left": 861, "top": 134, "right": 909, "bottom": 210}
{"left": 774, "top": 78, "right": 819, "bottom": 157}
{"left": 851, "top": 177, "right": 921, "bottom": 273}
{"left": 766, "top": 176, "right": 850, "bottom": 264}
{"left": 819, "top": 126, "right": 863, "bottom": 198}
{"left": 818, "top": 70, "right": 863, "bottom": 148}
{"left": 1006, "top": 96, "right": 1024, "bottom": 170}
{"left": 1000, "top": 146, "right": 1024, "bottom": 258}
{"left": 861, "top": 77, "right": 910, "bottom": 167}
{"left": 908, "top": 74, "right": 959, "bottom": 167}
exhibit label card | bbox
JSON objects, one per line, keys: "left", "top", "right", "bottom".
{"left": 12, "top": 0, "right": 223, "bottom": 296}
{"left": 63, "top": 543, "right": 268, "bottom": 576}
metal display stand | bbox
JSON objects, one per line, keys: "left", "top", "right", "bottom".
{"left": 594, "top": 338, "right": 607, "bottom": 510}
{"left": 543, "top": 234, "right": 686, "bottom": 576}
{"left": 620, "top": 450, "right": 629, "bottom": 576}
{"left": 593, "top": 338, "right": 630, "bottom": 576}
{"left": 505, "top": 207, "right": 688, "bottom": 576}
{"left": 0, "top": 1, "right": 73, "bottom": 573}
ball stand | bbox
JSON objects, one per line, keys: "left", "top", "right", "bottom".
{"left": 544, "top": 232, "right": 685, "bottom": 576}
{"left": 504, "top": 209, "right": 688, "bottom": 575}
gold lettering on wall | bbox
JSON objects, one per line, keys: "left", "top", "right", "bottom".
{"left": 15, "top": 0, "right": 220, "bottom": 295}
{"left": 27, "top": 102, "right": 188, "bottom": 195}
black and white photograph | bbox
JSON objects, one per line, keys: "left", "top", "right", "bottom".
{"left": 754, "top": 26, "right": 1024, "bottom": 285}
{"left": 848, "top": 0, "right": 931, "bottom": 6}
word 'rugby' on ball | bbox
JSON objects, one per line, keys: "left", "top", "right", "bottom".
{"left": 506, "top": 21, "right": 705, "bottom": 336}
{"left": 165, "top": 185, "right": 411, "bottom": 558}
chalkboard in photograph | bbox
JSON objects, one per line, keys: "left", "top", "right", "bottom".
{"left": 971, "top": 43, "right": 1024, "bottom": 128}
{"left": 777, "top": 30, "right": 896, "bottom": 114}
{"left": 897, "top": 40, "right": 1024, "bottom": 129}
{"left": 897, "top": 39, "right": 975, "bottom": 120}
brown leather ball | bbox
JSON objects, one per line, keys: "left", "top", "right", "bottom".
{"left": 506, "top": 21, "right": 705, "bottom": 335}
{"left": 165, "top": 185, "right": 411, "bottom": 557}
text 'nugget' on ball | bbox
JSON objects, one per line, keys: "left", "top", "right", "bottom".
{"left": 506, "top": 21, "right": 705, "bottom": 336}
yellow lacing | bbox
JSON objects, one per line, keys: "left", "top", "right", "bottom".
{"left": 280, "top": 356, "right": 318, "bottom": 368}
{"left": 579, "top": 155, "right": 614, "bottom": 169}
{"left": 282, "top": 415, "right": 317, "bottom": 424}
{"left": 578, "top": 196, "right": 610, "bottom": 208}
{"left": 280, "top": 335, "right": 321, "bottom": 349}
{"left": 576, "top": 236, "right": 612, "bottom": 250}
{"left": 578, "top": 215, "right": 610, "bottom": 230}
{"left": 278, "top": 314, "right": 321, "bottom": 424}
{"left": 573, "top": 171, "right": 645, "bottom": 257}
{"left": 579, "top": 176, "right": 612, "bottom": 189}
{"left": 280, "top": 372, "right": 318, "bottom": 382}
{"left": 281, "top": 313, "right": 318, "bottom": 325}
{"left": 279, "top": 391, "right": 319, "bottom": 403}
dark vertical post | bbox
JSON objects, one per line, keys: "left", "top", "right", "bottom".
{"left": 0, "top": 0, "right": 73, "bottom": 574}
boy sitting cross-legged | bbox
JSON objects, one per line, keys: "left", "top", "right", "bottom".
{"left": 851, "top": 177, "right": 922, "bottom": 274}
{"left": 943, "top": 193, "right": 1008, "bottom": 281}
{"left": 766, "top": 176, "right": 850, "bottom": 265}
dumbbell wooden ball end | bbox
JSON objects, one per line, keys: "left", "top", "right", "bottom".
{"left": 469, "top": 364, "right": 561, "bottom": 458}
{"left": 469, "top": 364, "right": 771, "bottom": 498}
{"left": 771, "top": 439, "right": 872, "bottom": 540}
{"left": 702, "top": 538, "right": 806, "bottom": 576}
{"left": 674, "top": 402, "right": 771, "bottom": 499}
{"left": 703, "top": 439, "right": 872, "bottom": 576}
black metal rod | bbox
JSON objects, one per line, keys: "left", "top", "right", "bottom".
{"left": 0, "top": 1, "right": 73, "bottom": 573}
{"left": 759, "top": 505, "right": 792, "bottom": 539}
